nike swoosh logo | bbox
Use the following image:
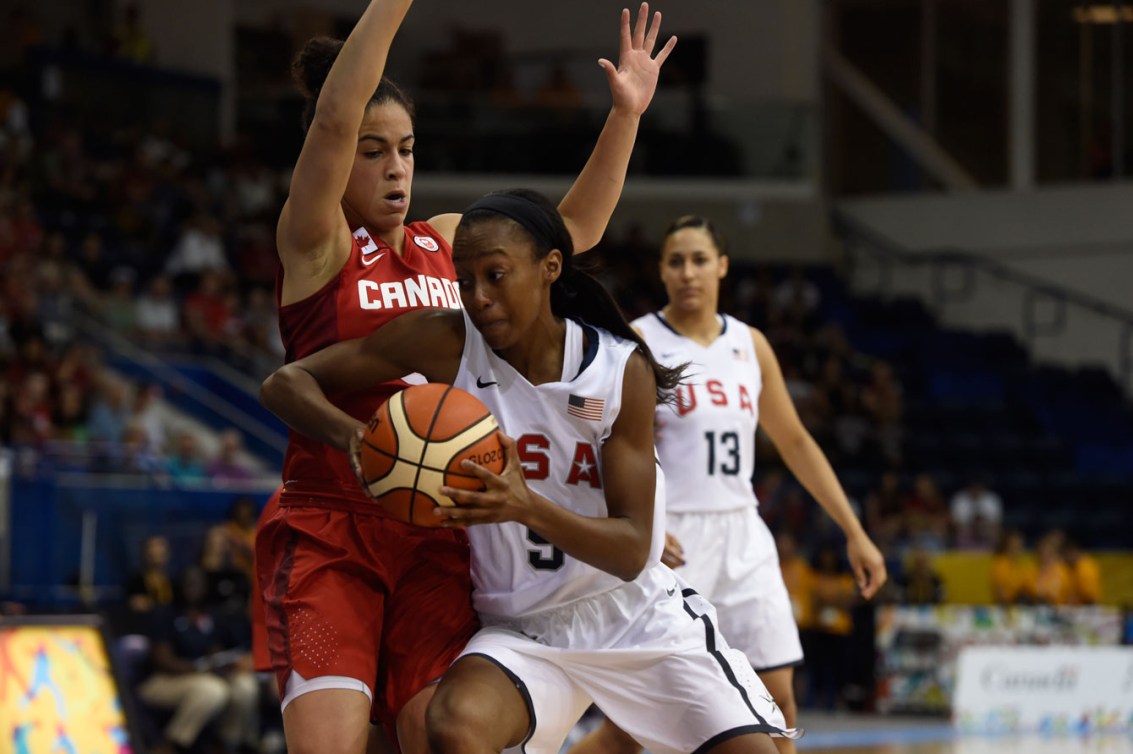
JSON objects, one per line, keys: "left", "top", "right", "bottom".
{"left": 476, "top": 377, "right": 498, "bottom": 388}
{"left": 362, "top": 251, "right": 386, "bottom": 266}
{"left": 666, "top": 586, "right": 677, "bottom": 597}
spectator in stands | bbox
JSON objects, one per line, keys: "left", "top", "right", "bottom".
{"left": 1032, "top": 531, "right": 1072, "bottom": 605}
{"left": 773, "top": 266, "right": 821, "bottom": 315}
{"left": 895, "top": 546, "right": 944, "bottom": 604}
{"left": 1063, "top": 538, "right": 1102, "bottom": 605}
{"left": 111, "top": 3, "right": 154, "bottom": 64}
{"left": 166, "top": 430, "right": 206, "bottom": 482}
{"left": 991, "top": 529, "right": 1036, "bottom": 605}
{"left": 865, "top": 470, "right": 905, "bottom": 552}
{"left": 777, "top": 532, "right": 814, "bottom": 630}
{"left": 99, "top": 266, "right": 138, "bottom": 333}
{"left": 52, "top": 382, "right": 88, "bottom": 442}
{"left": 86, "top": 374, "right": 132, "bottom": 444}
{"left": 861, "top": 361, "right": 903, "bottom": 464}
{"left": 135, "top": 275, "right": 182, "bottom": 347}
{"left": 218, "top": 496, "right": 258, "bottom": 587}
{"left": 138, "top": 566, "right": 259, "bottom": 754}
{"left": 205, "top": 429, "right": 256, "bottom": 482}
{"left": 199, "top": 525, "right": 252, "bottom": 616}
{"left": 182, "top": 270, "right": 234, "bottom": 351}
{"left": 950, "top": 476, "right": 1002, "bottom": 550}
{"left": 165, "top": 213, "right": 228, "bottom": 285}
{"left": 11, "top": 370, "right": 52, "bottom": 444}
{"left": 903, "top": 473, "right": 949, "bottom": 553}
{"left": 132, "top": 382, "right": 169, "bottom": 452}
{"left": 76, "top": 231, "right": 115, "bottom": 292}
{"left": 804, "top": 544, "right": 857, "bottom": 710}
{"left": 123, "top": 535, "right": 175, "bottom": 635}
{"left": 118, "top": 420, "right": 167, "bottom": 476}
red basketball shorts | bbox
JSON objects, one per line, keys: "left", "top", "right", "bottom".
{"left": 251, "top": 488, "right": 282, "bottom": 673}
{"left": 255, "top": 502, "right": 479, "bottom": 727}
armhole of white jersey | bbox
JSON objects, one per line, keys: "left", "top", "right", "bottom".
{"left": 603, "top": 340, "right": 636, "bottom": 442}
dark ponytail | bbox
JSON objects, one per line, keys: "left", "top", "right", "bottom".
{"left": 291, "top": 36, "right": 416, "bottom": 132}
{"left": 459, "top": 189, "right": 685, "bottom": 405}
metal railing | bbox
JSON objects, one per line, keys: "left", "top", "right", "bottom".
{"left": 833, "top": 209, "right": 1133, "bottom": 398}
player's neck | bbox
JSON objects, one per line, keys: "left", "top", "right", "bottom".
{"left": 376, "top": 226, "right": 406, "bottom": 255}
{"left": 500, "top": 315, "right": 566, "bottom": 386}
{"left": 662, "top": 305, "right": 722, "bottom": 345}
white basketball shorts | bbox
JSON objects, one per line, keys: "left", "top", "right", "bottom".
{"left": 668, "top": 506, "right": 804, "bottom": 671}
{"left": 459, "top": 564, "right": 801, "bottom": 754}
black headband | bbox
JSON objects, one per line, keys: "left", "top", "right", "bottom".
{"left": 463, "top": 193, "right": 559, "bottom": 252}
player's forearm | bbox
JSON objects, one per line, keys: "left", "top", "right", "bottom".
{"left": 315, "top": 0, "right": 414, "bottom": 128}
{"left": 558, "top": 108, "right": 641, "bottom": 253}
{"left": 778, "top": 432, "right": 867, "bottom": 540}
{"left": 261, "top": 366, "right": 361, "bottom": 452}
{"left": 522, "top": 492, "right": 652, "bottom": 581}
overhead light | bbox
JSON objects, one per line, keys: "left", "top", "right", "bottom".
{"left": 1073, "top": 4, "right": 1133, "bottom": 23}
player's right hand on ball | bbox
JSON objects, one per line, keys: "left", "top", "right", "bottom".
{"left": 435, "top": 433, "right": 536, "bottom": 526}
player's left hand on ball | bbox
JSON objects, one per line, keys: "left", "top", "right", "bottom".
{"left": 436, "top": 433, "right": 535, "bottom": 526}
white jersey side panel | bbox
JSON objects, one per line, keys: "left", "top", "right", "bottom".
{"left": 635, "top": 312, "right": 762, "bottom": 514}
{"left": 454, "top": 311, "right": 665, "bottom": 619}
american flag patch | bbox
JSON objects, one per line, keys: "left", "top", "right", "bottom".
{"left": 567, "top": 394, "right": 605, "bottom": 421}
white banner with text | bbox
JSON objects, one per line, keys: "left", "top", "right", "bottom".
{"left": 954, "top": 646, "right": 1133, "bottom": 734}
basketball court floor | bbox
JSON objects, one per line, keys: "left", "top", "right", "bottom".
{"left": 563, "top": 714, "right": 1133, "bottom": 754}
{"left": 793, "top": 713, "right": 1133, "bottom": 754}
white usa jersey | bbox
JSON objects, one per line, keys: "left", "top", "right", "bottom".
{"left": 634, "top": 312, "right": 762, "bottom": 514}
{"left": 453, "top": 310, "right": 665, "bottom": 619}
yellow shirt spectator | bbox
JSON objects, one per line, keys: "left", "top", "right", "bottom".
{"left": 780, "top": 554, "right": 815, "bottom": 629}
{"left": 1067, "top": 548, "right": 1102, "bottom": 605}
{"left": 991, "top": 530, "right": 1036, "bottom": 604}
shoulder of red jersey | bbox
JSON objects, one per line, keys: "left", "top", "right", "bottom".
{"left": 405, "top": 221, "right": 449, "bottom": 254}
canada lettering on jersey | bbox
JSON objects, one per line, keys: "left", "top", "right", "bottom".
{"left": 676, "top": 379, "right": 755, "bottom": 417}
{"left": 517, "top": 434, "right": 602, "bottom": 489}
{"left": 357, "top": 274, "right": 462, "bottom": 311}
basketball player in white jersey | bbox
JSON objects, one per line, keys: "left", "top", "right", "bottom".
{"left": 260, "top": 191, "right": 800, "bottom": 754}
{"left": 571, "top": 216, "right": 887, "bottom": 754}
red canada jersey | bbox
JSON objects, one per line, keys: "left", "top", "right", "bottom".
{"left": 277, "top": 221, "right": 460, "bottom": 510}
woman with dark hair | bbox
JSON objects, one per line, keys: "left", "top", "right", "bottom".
{"left": 573, "top": 216, "right": 886, "bottom": 754}
{"left": 261, "top": 190, "right": 798, "bottom": 754}
{"left": 257, "top": 1, "right": 675, "bottom": 752}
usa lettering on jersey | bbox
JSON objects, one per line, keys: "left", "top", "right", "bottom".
{"left": 516, "top": 434, "right": 602, "bottom": 489}
{"left": 676, "top": 379, "right": 755, "bottom": 417}
{"left": 357, "top": 275, "right": 462, "bottom": 311}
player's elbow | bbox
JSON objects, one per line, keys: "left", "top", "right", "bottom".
{"left": 614, "top": 540, "right": 651, "bottom": 582}
{"left": 259, "top": 368, "right": 291, "bottom": 414}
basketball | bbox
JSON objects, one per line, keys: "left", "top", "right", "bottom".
{"left": 358, "top": 383, "right": 505, "bottom": 527}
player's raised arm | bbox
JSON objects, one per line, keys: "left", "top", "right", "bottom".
{"left": 278, "top": 0, "right": 414, "bottom": 271}
{"left": 559, "top": 3, "right": 676, "bottom": 253}
{"left": 260, "top": 308, "right": 464, "bottom": 452}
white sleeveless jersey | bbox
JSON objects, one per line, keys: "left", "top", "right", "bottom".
{"left": 453, "top": 310, "right": 666, "bottom": 619}
{"left": 634, "top": 312, "right": 762, "bottom": 514}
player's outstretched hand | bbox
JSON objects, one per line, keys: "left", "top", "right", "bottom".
{"left": 847, "top": 532, "right": 888, "bottom": 600}
{"left": 601, "top": 3, "right": 677, "bottom": 117}
{"left": 436, "top": 433, "right": 537, "bottom": 526}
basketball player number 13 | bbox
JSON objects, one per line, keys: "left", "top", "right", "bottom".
{"left": 704, "top": 431, "right": 740, "bottom": 476}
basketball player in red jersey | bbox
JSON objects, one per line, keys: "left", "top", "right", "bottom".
{"left": 255, "top": 2, "right": 676, "bottom": 754}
